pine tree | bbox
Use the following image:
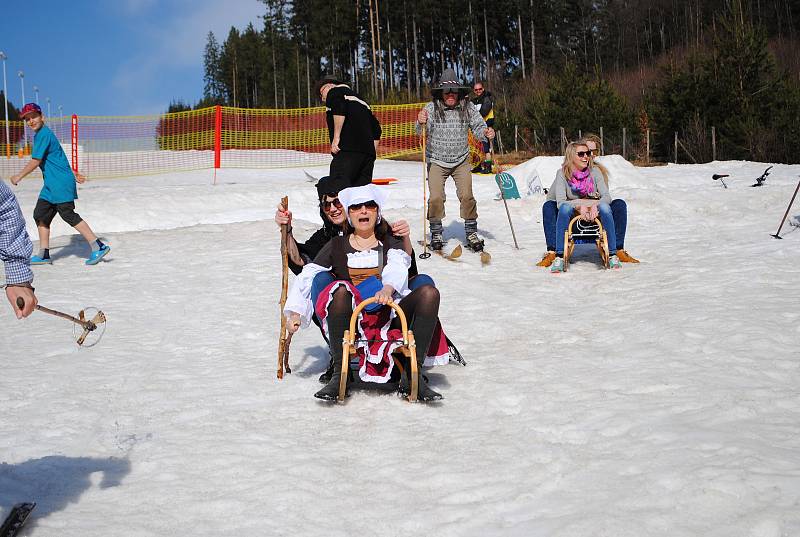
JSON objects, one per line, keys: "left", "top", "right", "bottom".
{"left": 203, "top": 32, "right": 224, "bottom": 104}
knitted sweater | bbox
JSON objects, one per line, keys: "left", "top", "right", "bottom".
{"left": 416, "top": 101, "right": 488, "bottom": 167}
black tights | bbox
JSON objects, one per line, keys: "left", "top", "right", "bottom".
{"left": 325, "top": 285, "right": 441, "bottom": 366}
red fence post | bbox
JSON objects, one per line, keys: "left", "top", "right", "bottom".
{"left": 214, "top": 105, "right": 222, "bottom": 169}
{"left": 71, "top": 114, "right": 79, "bottom": 174}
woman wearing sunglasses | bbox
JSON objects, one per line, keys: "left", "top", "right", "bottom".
{"left": 275, "top": 175, "right": 441, "bottom": 384}
{"left": 549, "top": 141, "right": 621, "bottom": 272}
{"left": 283, "top": 185, "right": 447, "bottom": 402}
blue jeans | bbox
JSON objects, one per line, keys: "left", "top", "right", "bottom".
{"left": 312, "top": 271, "right": 435, "bottom": 305}
{"left": 554, "top": 202, "right": 617, "bottom": 255}
{"left": 543, "top": 199, "right": 627, "bottom": 251}
{"left": 311, "top": 271, "right": 336, "bottom": 308}
{"left": 409, "top": 274, "right": 435, "bottom": 290}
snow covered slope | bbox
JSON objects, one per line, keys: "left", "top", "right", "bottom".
{"left": 1, "top": 158, "right": 799, "bottom": 536}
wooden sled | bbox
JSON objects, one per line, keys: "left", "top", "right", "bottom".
{"left": 563, "top": 215, "right": 610, "bottom": 271}
{"left": 339, "top": 297, "right": 419, "bottom": 402}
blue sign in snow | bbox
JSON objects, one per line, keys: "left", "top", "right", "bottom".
{"left": 495, "top": 172, "right": 521, "bottom": 199}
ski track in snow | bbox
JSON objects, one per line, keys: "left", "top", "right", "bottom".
{"left": 2, "top": 159, "right": 800, "bottom": 536}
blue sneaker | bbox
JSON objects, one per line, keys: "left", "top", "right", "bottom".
{"left": 86, "top": 245, "right": 111, "bottom": 265}
{"left": 31, "top": 255, "right": 53, "bottom": 265}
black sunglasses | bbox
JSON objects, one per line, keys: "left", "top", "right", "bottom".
{"left": 321, "top": 198, "right": 343, "bottom": 211}
{"left": 348, "top": 200, "right": 379, "bottom": 211}
{"left": 576, "top": 150, "right": 593, "bottom": 157}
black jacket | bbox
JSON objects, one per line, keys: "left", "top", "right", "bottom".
{"left": 325, "top": 85, "right": 382, "bottom": 155}
{"left": 471, "top": 91, "right": 494, "bottom": 128}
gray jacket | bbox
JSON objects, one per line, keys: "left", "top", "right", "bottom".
{"left": 416, "top": 101, "right": 488, "bottom": 167}
{"left": 548, "top": 168, "right": 611, "bottom": 209}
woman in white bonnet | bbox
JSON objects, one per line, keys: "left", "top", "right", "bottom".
{"left": 284, "top": 185, "right": 446, "bottom": 402}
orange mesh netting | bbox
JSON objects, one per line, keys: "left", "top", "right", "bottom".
{"left": 2, "top": 104, "right": 484, "bottom": 179}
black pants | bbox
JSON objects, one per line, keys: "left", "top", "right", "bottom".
{"left": 33, "top": 198, "right": 83, "bottom": 227}
{"left": 329, "top": 150, "right": 376, "bottom": 188}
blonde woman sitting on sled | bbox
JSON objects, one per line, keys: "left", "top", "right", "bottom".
{"left": 284, "top": 184, "right": 448, "bottom": 402}
{"left": 549, "top": 141, "right": 621, "bottom": 273}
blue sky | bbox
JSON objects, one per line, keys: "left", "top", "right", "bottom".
{"left": 0, "top": 0, "right": 265, "bottom": 117}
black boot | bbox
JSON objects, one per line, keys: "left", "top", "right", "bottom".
{"left": 416, "top": 373, "right": 443, "bottom": 402}
{"left": 318, "top": 352, "right": 335, "bottom": 384}
{"left": 314, "top": 357, "right": 348, "bottom": 401}
{"left": 397, "top": 357, "right": 441, "bottom": 402}
{"left": 314, "top": 292, "right": 351, "bottom": 401}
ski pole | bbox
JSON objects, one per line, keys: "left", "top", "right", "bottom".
{"left": 490, "top": 146, "right": 520, "bottom": 249}
{"left": 772, "top": 177, "right": 800, "bottom": 239}
{"left": 419, "top": 129, "right": 431, "bottom": 259}
{"left": 16, "top": 297, "right": 99, "bottom": 331}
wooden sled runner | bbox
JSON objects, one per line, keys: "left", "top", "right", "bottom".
{"left": 338, "top": 297, "right": 419, "bottom": 403}
{"left": 563, "top": 215, "right": 610, "bottom": 271}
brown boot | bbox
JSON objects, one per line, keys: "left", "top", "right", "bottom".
{"left": 616, "top": 249, "right": 640, "bottom": 263}
{"left": 536, "top": 251, "right": 557, "bottom": 267}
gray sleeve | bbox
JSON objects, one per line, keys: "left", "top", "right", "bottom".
{"left": 415, "top": 102, "right": 434, "bottom": 136}
{"left": 553, "top": 171, "right": 572, "bottom": 209}
{"left": 468, "top": 104, "right": 487, "bottom": 141}
{"left": 593, "top": 169, "right": 611, "bottom": 205}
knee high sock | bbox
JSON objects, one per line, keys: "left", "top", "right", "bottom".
{"left": 326, "top": 288, "right": 353, "bottom": 373}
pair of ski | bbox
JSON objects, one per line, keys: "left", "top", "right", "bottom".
{"left": 419, "top": 241, "right": 491, "bottom": 265}
{"left": 1, "top": 503, "right": 35, "bottom": 537}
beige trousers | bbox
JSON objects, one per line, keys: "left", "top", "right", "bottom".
{"left": 426, "top": 159, "right": 477, "bottom": 222}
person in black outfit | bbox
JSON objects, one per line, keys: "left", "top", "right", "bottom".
{"left": 315, "top": 77, "right": 382, "bottom": 187}
{"left": 470, "top": 81, "right": 495, "bottom": 174}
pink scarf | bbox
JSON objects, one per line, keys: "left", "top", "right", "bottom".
{"left": 568, "top": 168, "right": 595, "bottom": 197}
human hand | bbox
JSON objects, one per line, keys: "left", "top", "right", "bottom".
{"left": 275, "top": 202, "right": 292, "bottom": 228}
{"left": 331, "top": 138, "right": 341, "bottom": 154}
{"left": 485, "top": 127, "right": 496, "bottom": 140}
{"left": 374, "top": 285, "right": 395, "bottom": 305}
{"left": 7, "top": 286, "right": 37, "bottom": 319}
{"left": 10, "top": 174, "right": 21, "bottom": 186}
{"left": 75, "top": 172, "right": 87, "bottom": 184}
{"left": 286, "top": 312, "right": 301, "bottom": 334}
{"left": 417, "top": 109, "right": 428, "bottom": 124}
{"left": 578, "top": 205, "right": 593, "bottom": 221}
{"left": 588, "top": 205, "right": 599, "bottom": 221}
{"left": 390, "top": 219, "right": 410, "bottom": 237}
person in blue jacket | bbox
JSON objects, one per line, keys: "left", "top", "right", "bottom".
{"left": 10, "top": 103, "right": 110, "bottom": 266}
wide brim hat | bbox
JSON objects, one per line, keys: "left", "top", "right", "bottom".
{"left": 433, "top": 68, "right": 470, "bottom": 93}
{"left": 337, "top": 185, "right": 388, "bottom": 225}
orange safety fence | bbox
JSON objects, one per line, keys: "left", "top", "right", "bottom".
{"left": 1, "top": 104, "right": 483, "bottom": 180}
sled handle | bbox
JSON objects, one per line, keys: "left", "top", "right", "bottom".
{"left": 347, "top": 297, "right": 410, "bottom": 344}
{"left": 567, "top": 214, "right": 605, "bottom": 234}
{"left": 338, "top": 297, "right": 418, "bottom": 403}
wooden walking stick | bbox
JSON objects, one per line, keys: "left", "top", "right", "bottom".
{"left": 16, "top": 297, "right": 107, "bottom": 347}
{"left": 772, "top": 177, "right": 800, "bottom": 239}
{"left": 277, "top": 196, "right": 292, "bottom": 379}
{"left": 490, "top": 146, "right": 520, "bottom": 250}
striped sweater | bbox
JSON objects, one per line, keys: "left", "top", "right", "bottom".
{"left": 416, "top": 100, "right": 488, "bottom": 167}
